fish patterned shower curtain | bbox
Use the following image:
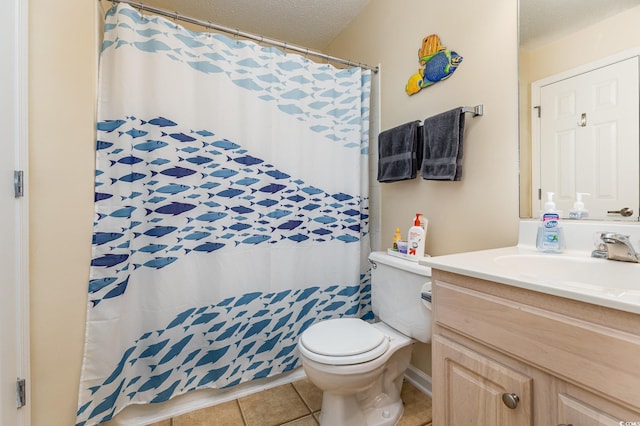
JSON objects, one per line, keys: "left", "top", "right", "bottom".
{"left": 76, "top": 4, "right": 372, "bottom": 425}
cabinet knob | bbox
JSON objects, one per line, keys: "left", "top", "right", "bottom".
{"left": 501, "top": 392, "right": 520, "bottom": 409}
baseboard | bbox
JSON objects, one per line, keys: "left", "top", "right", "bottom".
{"left": 404, "top": 365, "right": 433, "bottom": 397}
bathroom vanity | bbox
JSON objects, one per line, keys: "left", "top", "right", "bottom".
{"left": 423, "top": 221, "right": 640, "bottom": 425}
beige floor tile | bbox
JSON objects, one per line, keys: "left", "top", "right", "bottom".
{"left": 292, "top": 379, "right": 323, "bottom": 412}
{"left": 238, "top": 384, "right": 310, "bottom": 426}
{"left": 146, "top": 420, "right": 172, "bottom": 426}
{"left": 172, "top": 400, "right": 245, "bottom": 426}
{"left": 280, "top": 414, "right": 319, "bottom": 426}
{"left": 397, "top": 381, "right": 433, "bottom": 426}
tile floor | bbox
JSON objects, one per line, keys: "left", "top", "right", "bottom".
{"left": 148, "top": 379, "right": 432, "bottom": 426}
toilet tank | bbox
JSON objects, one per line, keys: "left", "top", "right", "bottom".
{"left": 368, "top": 251, "right": 432, "bottom": 343}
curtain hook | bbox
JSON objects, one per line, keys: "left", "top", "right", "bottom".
{"left": 234, "top": 29, "right": 240, "bottom": 44}
{"left": 174, "top": 11, "right": 179, "bottom": 29}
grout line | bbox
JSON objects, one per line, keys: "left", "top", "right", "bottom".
{"left": 290, "top": 381, "right": 314, "bottom": 415}
{"left": 235, "top": 398, "right": 249, "bottom": 426}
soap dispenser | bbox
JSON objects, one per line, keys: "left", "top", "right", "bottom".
{"left": 569, "top": 192, "right": 590, "bottom": 219}
{"left": 536, "top": 192, "right": 564, "bottom": 253}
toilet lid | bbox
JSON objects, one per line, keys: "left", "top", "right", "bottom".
{"left": 300, "top": 318, "right": 388, "bottom": 362}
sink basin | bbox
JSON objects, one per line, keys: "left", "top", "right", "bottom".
{"left": 494, "top": 254, "right": 640, "bottom": 299}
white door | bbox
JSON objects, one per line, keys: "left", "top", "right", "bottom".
{"left": 1, "top": 0, "right": 29, "bottom": 424}
{"left": 538, "top": 57, "right": 639, "bottom": 219}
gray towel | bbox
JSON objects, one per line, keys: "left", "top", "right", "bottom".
{"left": 421, "top": 107, "right": 465, "bottom": 181}
{"left": 377, "top": 120, "right": 421, "bottom": 182}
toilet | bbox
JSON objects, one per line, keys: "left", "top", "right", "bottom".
{"left": 297, "top": 251, "right": 432, "bottom": 426}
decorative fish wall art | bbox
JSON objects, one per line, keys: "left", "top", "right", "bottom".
{"left": 405, "top": 34, "right": 462, "bottom": 96}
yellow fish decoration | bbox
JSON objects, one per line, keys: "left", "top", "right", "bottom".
{"left": 405, "top": 34, "right": 462, "bottom": 96}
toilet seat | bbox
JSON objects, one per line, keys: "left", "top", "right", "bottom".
{"left": 299, "top": 318, "right": 390, "bottom": 365}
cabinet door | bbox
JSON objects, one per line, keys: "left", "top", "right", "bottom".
{"left": 556, "top": 384, "right": 640, "bottom": 426}
{"left": 433, "top": 336, "right": 533, "bottom": 426}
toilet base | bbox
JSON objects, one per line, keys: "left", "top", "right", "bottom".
{"left": 318, "top": 392, "right": 404, "bottom": 426}
{"left": 311, "top": 343, "right": 412, "bottom": 426}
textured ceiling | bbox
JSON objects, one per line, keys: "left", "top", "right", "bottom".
{"left": 129, "top": 0, "right": 640, "bottom": 51}
{"left": 137, "top": 0, "right": 372, "bottom": 51}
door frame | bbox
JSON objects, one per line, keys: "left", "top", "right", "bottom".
{"left": 2, "top": 0, "right": 31, "bottom": 423}
{"left": 530, "top": 47, "right": 640, "bottom": 219}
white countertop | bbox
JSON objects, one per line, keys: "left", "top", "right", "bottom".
{"left": 420, "top": 220, "right": 640, "bottom": 315}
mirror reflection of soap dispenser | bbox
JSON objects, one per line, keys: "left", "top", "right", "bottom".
{"left": 569, "top": 192, "right": 590, "bottom": 219}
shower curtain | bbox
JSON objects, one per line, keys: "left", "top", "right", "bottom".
{"left": 76, "top": 4, "right": 372, "bottom": 425}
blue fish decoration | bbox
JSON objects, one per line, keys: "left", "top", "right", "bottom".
{"left": 134, "top": 140, "right": 169, "bottom": 152}
{"left": 144, "top": 117, "right": 177, "bottom": 127}
{"left": 230, "top": 206, "right": 254, "bottom": 214}
{"left": 139, "top": 244, "right": 168, "bottom": 253}
{"left": 95, "top": 192, "right": 113, "bottom": 202}
{"left": 241, "top": 235, "right": 271, "bottom": 245}
{"left": 97, "top": 119, "right": 126, "bottom": 132}
{"left": 229, "top": 223, "right": 251, "bottom": 232}
{"left": 277, "top": 220, "right": 303, "bottom": 230}
{"left": 119, "top": 172, "right": 146, "bottom": 183}
{"left": 192, "top": 242, "right": 225, "bottom": 252}
{"left": 159, "top": 166, "right": 197, "bottom": 178}
{"left": 211, "top": 139, "right": 240, "bottom": 150}
{"left": 265, "top": 170, "right": 290, "bottom": 180}
{"left": 217, "top": 188, "right": 245, "bottom": 198}
{"left": 195, "top": 212, "right": 227, "bottom": 222}
{"left": 92, "top": 232, "right": 124, "bottom": 245}
{"left": 233, "top": 155, "right": 263, "bottom": 166}
{"left": 155, "top": 202, "right": 197, "bottom": 216}
{"left": 110, "top": 206, "right": 136, "bottom": 218}
{"left": 259, "top": 184, "right": 286, "bottom": 194}
{"left": 166, "top": 132, "right": 196, "bottom": 142}
{"left": 143, "top": 257, "right": 178, "bottom": 269}
{"left": 91, "top": 254, "right": 129, "bottom": 268}
{"left": 182, "top": 231, "right": 210, "bottom": 241}
{"left": 88, "top": 277, "right": 117, "bottom": 293}
{"left": 156, "top": 184, "right": 190, "bottom": 195}
{"left": 120, "top": 128, "right": 148, "bottom": 138}
{"left": 422, "top": 50, "right": 462, "bottom": 87}
{"left": 116, "top": 155, "right": 144, "bottom": 165}
{"left": 182, "top": 155, "right": 212, "bottom": 165}
{"left": 144, "top": 226, "right": 178, "bottom": 238}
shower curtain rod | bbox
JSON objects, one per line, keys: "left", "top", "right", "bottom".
{"left": 103, "top": 0, "right": 379, "bottom": 73}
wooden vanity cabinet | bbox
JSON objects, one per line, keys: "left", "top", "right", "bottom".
{"left": 431, "top": 269, "right": 640, "bottom": 426}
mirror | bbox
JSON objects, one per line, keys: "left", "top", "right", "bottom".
{"left": 518, "top": 0, "right": 640, "bottom": 219}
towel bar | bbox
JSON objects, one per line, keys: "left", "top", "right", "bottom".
{"left": 461, "top": 104, "right": 483, "bottom": 117}
{"left": 418, "top": 105, "right": 483, "bottom": 127}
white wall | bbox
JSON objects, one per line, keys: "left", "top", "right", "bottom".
{"left": 30, "top": 0, "right": 97, "bottom": 425}
{"left": 326, "top": 0, "right": 519, "bottom": 375}
{"left": 28, "top": 0, "right": 519, "bottom": 423}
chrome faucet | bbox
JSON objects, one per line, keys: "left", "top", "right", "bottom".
{"left": 592, "top": 232, "right": 640, "bottom": 263}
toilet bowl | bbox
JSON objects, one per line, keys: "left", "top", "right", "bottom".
{"left": 297, "top": 251, "right": 432, "bottom": 426}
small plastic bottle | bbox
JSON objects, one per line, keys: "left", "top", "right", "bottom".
{"left": 392, "top": 228, "right": 402, "bottom": 250}
{"left": 407, "top": 213, "right": 426, "bottom": 259}
{"left": 536, "top": 192, "right": 564, "bottom": 253}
